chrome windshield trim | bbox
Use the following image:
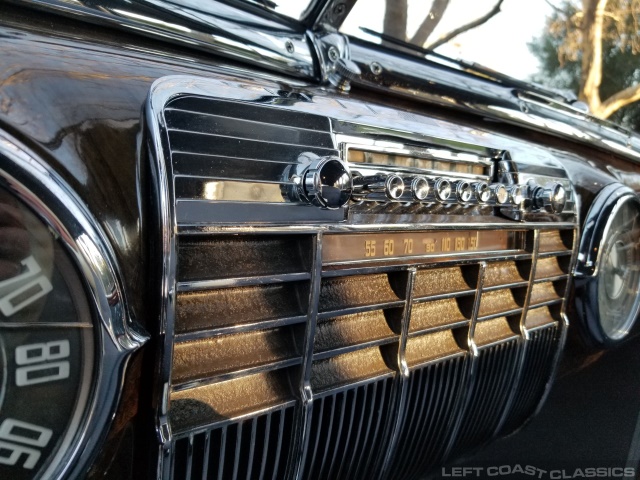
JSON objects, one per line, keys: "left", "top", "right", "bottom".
{"left": 17, "top": 0, "right": 317, "bottom": 78}
{"left": 347, "top": 39, "right": 640, "bottom": 165}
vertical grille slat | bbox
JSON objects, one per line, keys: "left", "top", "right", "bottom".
{"left": 245, "top": 418, "right": 257, "bottom": 480}
{"left": 500, "top": 325, "right": 559, "bottom": 434}
{"left": 231, "top": 423, "right": 243, "bottom": 480}
{"left": 353, "top": 379, "right": 390, "bottom": 478}
{"left": 270, "top": 408, "right": 287, "bottom": 480}
{"left": 389, "top": 356, "right": 465, "bottom": 479}
{"left": 400, "top": 365, "right": 435, "bottom": 480}
{"left": 172, "top": 408, "right": 293, "bottom": 480}
{"left": 217, "top": 426, "right": 226, "bottom": 480}
{"left": 423, "top": 358, "right": 462, "bottom": 463}
{"left": 256, "top": 413, "right": 271, "bottom": 480}
{"left": 453, "top": 340, "right": 519, "bottom": 453}
{"left": 393, "top": 368, "right": 423, "bottom": 480}
{"left": 340, "top": 385, "right": 368, "bottom": 479}
{"left": 185, "top": 435, "right": 194, "bottom": 480}
{"left": 200, "top": 432, "right": 210, "bottom": 480}
{"left": 334, "top": 388, "right": 358, "bottom": 479}
{"left": 304, "top": 396, "right": 326, "bottom": 478}
{"left": 323, "top": 391, "right": 348, "bottom": 479}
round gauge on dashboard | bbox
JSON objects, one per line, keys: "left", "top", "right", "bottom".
{"left": 597, "top": 196, "right": 640, "bottom": 340}
{"left": 0, "top": 131, "right": 147, "bottom": 480}
{"left": 575, "top": 185, "right": 640, "bottom": 348}
{"left": 0, "top": 186, "right": 95, "bottom": 479}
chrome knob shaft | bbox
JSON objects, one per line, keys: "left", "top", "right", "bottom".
{"left": 532, "top": 183, "right": 567, "bottom": 213}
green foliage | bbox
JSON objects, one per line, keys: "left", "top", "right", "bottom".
{"left": 529, "top": 0, "right": 640, "bottom": 131}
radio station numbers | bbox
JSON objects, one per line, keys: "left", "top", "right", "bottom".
{"left": 469, "top": 234, "right": 479, "bottom": 250}
{"left": 423, "top": 239, "right": 436, "bottom": 253}
{"left": 323, "top": 230, "right": 516, "bottom": 264}
{"left": 365, "top": 239, "right": 396, "bottom": 257}
{"left": 403, "top": 238, "right": 413, "bottom": 254}
{"left": 364, "top": 240, "right": 376, "bottom": 257}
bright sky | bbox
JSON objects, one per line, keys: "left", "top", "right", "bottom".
{"left": 276, "top": 0, "right": 554, "bottom": 80}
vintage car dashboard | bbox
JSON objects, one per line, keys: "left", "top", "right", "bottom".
{"left": 0, "top": 2, "right": 640, "bottom": 480}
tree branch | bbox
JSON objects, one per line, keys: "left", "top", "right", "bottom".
{"left": 598, "top": 83, "right": 640, "bottom": 118}
{"left": 579, "top": 0, "right": 608, "bottom": 111}
{"left": 424, "top": 0, "right": 505, "bottom": 50}
{"left": 409, "top": 0, "right": 450, "bottom": 47}
{"left": 383, "top": 0, "right": 408, "bottom": 41}
{"left": 544, "top": 0, "right": 571, "bottom": 17}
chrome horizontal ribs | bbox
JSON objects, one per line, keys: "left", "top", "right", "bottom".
{"left": 147, "top": 81, "right": 578, "bottom": 480}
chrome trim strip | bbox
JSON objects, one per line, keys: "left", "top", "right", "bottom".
{"left": 408, "top": 320, "right": 472, "bottom": 338}
{"left": 18, "top": 0, "right": 316, "bottom": 78}
{"left": 483, "top": 281, "right": 529, "bottom": 292}
{"left": 348, "top": 41, "right": 640, "bottom": 165}
{"left": 312, "top": 336, "right": 398, "bottom": 360}
{"left": 171, "top": 357, "right": 304, "bottom": 392}
{"left": 476, "top": 308, "right": 524, "bottom": 322}
{"left": 442, "top": 261, "right": 486, "bottom": 460}
{"left": 576, "top": 184, "right": 638, "bottom": 277}
{"left": 533, "top": 274, "right": 569, "bottom": 284}
{"left": 322, "top": 249, "right": 526, "bottom": 267}
{"left": 311, "top": 371, "right": 396, "bottom": 398}
{"left": 146, "top": 76, "right": 177, "bottom": 479}
{"left": 533, "top": 226, "right": 579, "bottom": 417}
{"left": 413, "top": 289, "right": 476, "bottom": 303}
{"left": 323, "top": 254, "right": 536, "bottom": 278}
{"left": 316, "top": 301, "right": 406, "bottom": 320}
{"left": 176, "top": 222, "right": 577, "bottom": 235}
{"left": 493, "top": 229, "right": 540, "bottom": 436}
{"left": 529, "top": 298, "right": 564, "bottom": 309}
{"left": 176, "top": 272, "right": 311, "bottom": 291}
{"left": 0, "top": 130, "right": 148, "bottom": 480}
{"left": 173, "top": 316, "right": 307, "bottom": 342}
{"left": 538, "top": 250, "right": 573, "bottom": 258}
{"left": 379, "top": 268, "right": 416, "bottom": 478}
{"left": 290, "top": 232, "right": 322, "bottom": 480}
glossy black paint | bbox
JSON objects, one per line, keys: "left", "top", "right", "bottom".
{"left": 1, "top": 3, "right": 640, "bottom": 478}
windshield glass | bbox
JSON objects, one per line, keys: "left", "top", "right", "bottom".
{"left": 340, "top": 0, "right": 640, "bottom": 132}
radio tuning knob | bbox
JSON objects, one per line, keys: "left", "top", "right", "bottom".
{"left": 288, "top": 153, "right": 352, "bottom": 209}
{"left": 353, "top": 174, "right": 404, "bottom": 200}
{"left": 532, "top": 183, "right": 567, "bottom": 213}
{"left": 454, "top": 181, "right": 474, "bottom": 203}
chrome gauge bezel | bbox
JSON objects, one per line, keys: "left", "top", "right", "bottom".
{"left": 575, "top": 183, "right": 640, "bottom": 347}
{"left": 0, "top": 131, "right": 147, "bottom": 479}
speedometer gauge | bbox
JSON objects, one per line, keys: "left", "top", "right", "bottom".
{"left": 575, "top": 184, "right": 640, "bottom": 348}
{"left": 0, "top": 131, "right": 147, "bottom": 479}
{"left": 597, "top": 197, "right": 640, "bottom": 339}
{"left": 0, "top": 193, "right": 95, "bottom": 479}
